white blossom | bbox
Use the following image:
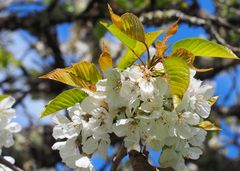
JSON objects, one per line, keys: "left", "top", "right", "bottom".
{"left": 51, "top": 64, "right": 215, "bottom": 171}
{"left": 0, "top": 96, "right": 21, "bottom": 171}
{"left": 0, "top": 97, "right": 21, "bottom": 149}
{"left": 0, "top": 96, "right": 16, "bottom": 118}
{"left": 52, "top": 137, "right": 94, "bottom": 170}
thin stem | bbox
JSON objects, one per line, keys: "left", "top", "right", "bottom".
{"left": 130, "top": 49, "right": 145, "bottom": 66}
{"left": 0, "top": 156, "right": 23, "bottom": 171}
{"left": 144, "top": 42, "right": 151, "bottom": 68}
{"left": 160, "top": 55, "right": 165, "bottom": 63}
{"left": 138, "top": 57, "right": 145, "bottom": 66}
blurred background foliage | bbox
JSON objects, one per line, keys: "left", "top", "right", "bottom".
{"left": 0, "top": 0, "right": 240, "bottom": 170}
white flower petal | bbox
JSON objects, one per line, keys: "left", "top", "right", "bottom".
{"left": 75, "top": 156, "right": 91, "bottom": 168}
{"left": 128, "top": 66, "right": 142, "bottom": 82}
{"left": 82, "top": 137, "right": 98, "bottom": 154}
{"left": 97, "top": 140, "right": 109, "bottom": 159}
{"left": 0, "top": 97, "right": 15, "bottom": 109}
{"left": 182, "top": 112, "right": 200, "bottom": 125}
{"left": 116, "top": 119, "right": 132, "bottom": 126}
{"left": 52, "top": 114, "right": 70, "bottom": 124}
{"left": 139, "top": 78, "right": 154, "bottom": 100}
{"left": 195, "top": 100, "right": 211, "bottom": 118}
{"left": 52, "top": 141, "right": 66, "bottom": 150}
{"left": 184, "top": 147, "right": 202, "bottom": 160}
{"left": 5, "top": 122, "right": 21, "bottom": 133}
{"left": 159, "top": 148, "right": 181, "bottom": 169}
{"left": 177, "top": 123, "right": 194, "bottom": 139}
{"left": 197, "top": 84, "right": 214, "bottom": 100}
{"left": 189, "top": 128, "right": 207, "bottom": 147}
{"left": 3, "top": 156, "right": 15, "bottom": 164}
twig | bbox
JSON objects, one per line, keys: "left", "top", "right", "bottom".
{"left": 128, "top": 150, "right": 174, "bottom": 171}
{"left": 130, "top": 48, "right": 145, "bottom": 66}
{"left": 12, "top": 90, "right": 29, "bottom": 108}
{"left": 110, "top": 145, "right": 127, "bottom": 171}
{"left": 46, "top": 0, "right": 59, "bottom": 12}
{"left": 195, "top": 60, "right": 238, "bottom": 80}
{"left": 140, "top": 8, "right": 240, "bottom": 34}
{"left": 140, "top": 9, "right": 206, "bottom": 27}
{"left": 129, "top": 150, "right": 159, "bottom": 171}
{"left": 0, "top": 156, "right": 23, "bottom": 171}
{"left": 140, "top": 9, "right": 240, "bottom": 53}
{"left": 210, "top": 25, "right": 240, "bottom": 52}
{"left": 144, "top": 42, "right": 151, "bottom": 67}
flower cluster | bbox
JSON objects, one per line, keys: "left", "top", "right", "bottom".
{"left": 52, "top": 62, "right": 214, "bottom": 171}
{"left": 0, "top": 96, "right": 21, "bottom": 170}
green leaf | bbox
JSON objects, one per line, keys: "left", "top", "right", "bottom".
{"left": 40, "top": 69, "right": 81, "bottom": 87}
{"left": 40, "top": 61, "right": 101, "bottom": 91}
{"left": 107, "top": 5, "right": 145, "bottom": 43}
{"left": 164, "top": 56, "right": 190, "bottom": 107}
{"left": 94, "top": 23, "right": 106, "bottom": 40}
{"left": 172, "top": 38, "right": 238, "bottom": 59}
{"left": 100, "top": 21, "right": 137, "bottom": 50}
{"left": 120, "top": 12, "right": 145, "bottom": 43}
{"left": 40, "top": 88, "right": 88, "bottom": 118}
{"left": 0, "top": 95, "right": 9, "bottom": 101}
{"left": 170, "top": 48, "right": 213, "bottom": 72}
{"left": 67, "top": 62, "right": 102, "bottom": 84}
{"left": 170, "top": 48, "right": 195, "bottom": 65}
{"left": 117, "top": 29, "right": 163, "bottom": 70}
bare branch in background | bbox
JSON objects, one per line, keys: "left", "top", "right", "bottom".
{"left": 0, "top": 156, "right": 23, "bottom": 171}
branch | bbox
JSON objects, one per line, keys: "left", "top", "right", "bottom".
{"left": 46, "top": 0, "right": 59, "bottom": 12}
{"left": 12, "top": 90, "right": 29, "bottom": 108}
{"left": 0, "top": 0, "right": 98, "bottom": 31}
{"left": 141, "top": 8, "right": 240, "bottom": 34}
{"left": 129, "top": 150, "right": 173, "bottom": 171}
{"left": 213, "top": 103, "right": 240, "bottom": 119}
{"left": 210, "top": 25, "right": 240, "bottom": 52}
{"left": 140, "top": 9, "right": 240, "bottom": 53}
{"left": 110, "top": 145, "right": 127, "bottom": 171}
{"left": 41, "top": 27, "right": 64, "bottom": 68}
{"left": 0, "top": 156, "right": 23, "bottom": 171}
{"left": 140, "top": 9, "right": 206, "bottom": 27}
